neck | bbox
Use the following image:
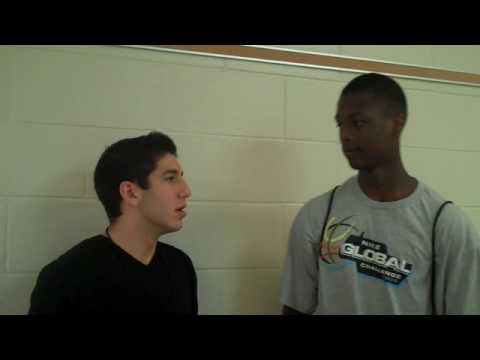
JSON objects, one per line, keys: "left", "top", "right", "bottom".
{"left": 106, "top": 215, "right": 160, "bottom": 265}
{"left": 357, "top": 158, "right": 417, "bottom": 202}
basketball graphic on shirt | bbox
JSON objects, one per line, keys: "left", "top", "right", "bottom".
{"left": 320, "top": 242, "right": 343, "bottom": 264}
{"left": 320, "top": 216, "right": 357, "bottom": 264}
{"left": 319, "top": 215, "right": 414, "bottom": 285}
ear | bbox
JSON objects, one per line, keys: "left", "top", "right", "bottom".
{"left": 119, "top": 181, "right": 142, "bottom": 207}
{"left": 392, "top": 113, "right": 406, "bottom": 135}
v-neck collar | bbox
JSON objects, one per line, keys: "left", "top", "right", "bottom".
{"left": 102, "top": 234, "right": 159, "bottom": 268}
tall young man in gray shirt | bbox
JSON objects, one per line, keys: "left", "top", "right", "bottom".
{"left": 281, "top": 73, "right": 480, "bottom": 315}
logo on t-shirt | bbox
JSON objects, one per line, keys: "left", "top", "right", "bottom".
{"left": 320, "top": 216, "right": 413, "bottom": 285}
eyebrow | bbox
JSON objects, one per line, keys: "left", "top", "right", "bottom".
{"left": 161, "top": 169, "right": 184, "bottom": 176}
{"left": 335, "top": 112, "right": 363, "bottom": 121}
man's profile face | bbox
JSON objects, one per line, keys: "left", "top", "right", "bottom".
{"left": 137, "top": 153, "right": 192, "bottom": 235}
{"left": 335, "top": 92, "right": 399, "bottom": 171}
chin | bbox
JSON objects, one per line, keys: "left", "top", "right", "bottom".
{"left": 348, "top": 161, "right": 362, "bottom": 170}
{"left": 156, "top": 224, "right": 182, "bottom": 236}
{"left": 348, "top": 158, "right": 372, "bottom": 171}
{"left": 169, "top": 222, "right": 184, "bottom": 233}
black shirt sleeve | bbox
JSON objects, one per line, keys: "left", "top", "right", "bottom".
{"left": 28, "top": 264, "right": 73, "bottom": 314}
{"left": 190, "top": 259, "right": 198, "bottom": 315}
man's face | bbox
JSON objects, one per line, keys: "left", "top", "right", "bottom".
{"left": 137, "top": 153, "right": 191, "bottom": 235}
{"left": 335, "top": 93, "right": 400, "bottom": 171}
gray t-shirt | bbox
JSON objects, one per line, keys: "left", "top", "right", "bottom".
{"left": 281, "top": 176, "right": 480, "bottom": 315}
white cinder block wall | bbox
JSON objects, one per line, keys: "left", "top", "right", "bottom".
{"left": 1, "top": 45, "right": 480, "bottom": 314}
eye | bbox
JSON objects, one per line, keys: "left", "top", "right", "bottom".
{"left": 165, "top": 176, "right": 176, "bottom": 183}
{"left": 354, "top": 120, "right": 367, "bottom": 128}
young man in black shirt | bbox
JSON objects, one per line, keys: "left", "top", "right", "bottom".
{"left": 29, "top": 131, "right": 197, "bottom": 314}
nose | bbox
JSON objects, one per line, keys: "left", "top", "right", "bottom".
{"left": 339, "top": 124, "right": 353, "bottom": 144}
{"left": 179, "top": 179, "right": 192, "bottom": 199}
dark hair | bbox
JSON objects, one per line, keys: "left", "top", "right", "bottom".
{"left": 94, "top": 131, "right": 177, "bottom": 222}
{"left": 341, "top": 73, "right": 408, "bottom": 121}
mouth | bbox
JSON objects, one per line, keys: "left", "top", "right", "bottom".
{"left": 175, "top": 205, "right": 187, "bottom": 218}
{"left": 342, "top": 147, "right": 361, "bottom": 156}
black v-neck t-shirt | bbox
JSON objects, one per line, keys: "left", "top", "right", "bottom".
{"left": 29, "top": 235, "right": 198, "bottom": 314}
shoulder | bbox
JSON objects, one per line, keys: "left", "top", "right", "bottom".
{"left": 418, "top": 182, "right": 466, "bottom": 225}
{"left": 158, "top": 242, "right": 195, "bottom": 267}
{"left": 418, "top": 182, "right": 450, "bottom": 209}
{"left": 30, "top": 235, "right": 114, "bottom": 314}
{"left": 421, "top": 185, "right": 480, "bottom": 247}
{"left": 437, "top": 202, "right": 474, "bottom": 232}
{"left": 39, "top": 235, "right": 109, "bottom": 281}
{"left": 296, "top": 178, "right": 354, "bottom": 225}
